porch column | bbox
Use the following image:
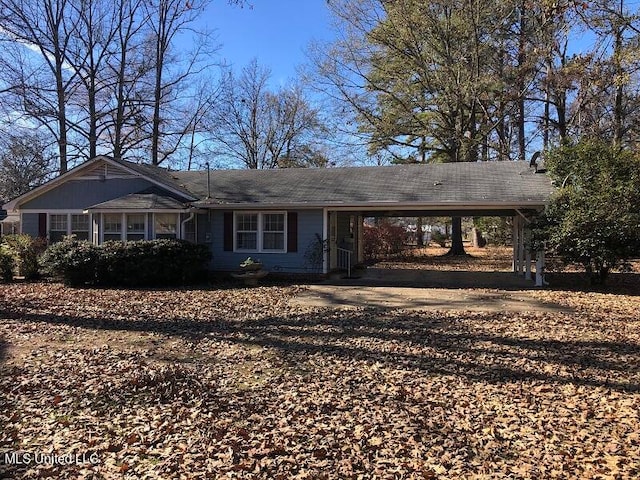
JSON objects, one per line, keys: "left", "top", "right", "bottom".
{"left": 356, "top": 214, "right": 364, "bottom": 264}
{"left": 329, "top": 211, "right": 338, "bottom": 270}
{"left": 322, "top": 208, "right": 329, "bottom": 274}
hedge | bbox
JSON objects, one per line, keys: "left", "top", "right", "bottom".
{"left": 40, "top": 237, "right": 211, "bottom": 287}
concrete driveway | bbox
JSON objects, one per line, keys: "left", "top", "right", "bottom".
{"left": 289, "top": 267, "right": 568, "bottom": 312}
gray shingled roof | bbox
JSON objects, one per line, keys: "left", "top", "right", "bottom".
{"left": 117, "top": 159, "right": 196, "bottom": 200}
{"left": 87, "top": 193, "right": 189, "bottom": 211}
{"left": 160, "top": 161, "right": 553, "bottom": 208}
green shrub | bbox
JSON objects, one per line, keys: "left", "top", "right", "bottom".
{"left": 41, "top": 238, "right": 211, "bottom": 287}
{"left": 40, "top": 236, "right": 100, "bottom": 286}
{"left": 1, "top": 234, "right": 47, "bottom": 279}
{"left": 532, "top": 140, "right": 640, "bottom": 285}
{"left": 0, "top": 245, "right": 15, "bottom": 283}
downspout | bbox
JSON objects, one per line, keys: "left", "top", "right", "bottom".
{"left": 181, "top": 211, "right": 195, "bottom": 240}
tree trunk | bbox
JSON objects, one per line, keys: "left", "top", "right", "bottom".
{"left": 517, "top": 0, "right": 527, "bottom": 162}
{"left": 55, "top": 57, "right": 68, "bottom": 174}
{"left": 447, "top": 216, "right": 467, "bottom": 255}
{"left": 416, "top": 217, "right": 424, "bottom": 247}
{"left": 613, "top": 23, "right": 624, "bottom": 147}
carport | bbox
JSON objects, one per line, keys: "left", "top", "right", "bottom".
{"left": 322, "top": 161, "right": 554, "bottom": 287}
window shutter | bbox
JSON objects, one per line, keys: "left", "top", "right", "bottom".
{"left": 38, "top": 213, "right": 47, "bottom": 238}
{"left": 223, "top": 212, "right": 233, "bottom": 251}
{"left": 287, "top": 212, "right": 298, "bottom": 252}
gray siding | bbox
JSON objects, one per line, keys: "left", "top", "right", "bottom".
{"left": 21, "top": 178, "right": 156, "bottom": 210}
{"left": 208, "top": 209, "right": 324, "bottom": 273}
{"left": 22, "top": 213, "right": 40, "bottom": 237}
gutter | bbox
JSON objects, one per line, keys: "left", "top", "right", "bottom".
{"left": 191, "top": 201, "right": 550, "bottom": 211}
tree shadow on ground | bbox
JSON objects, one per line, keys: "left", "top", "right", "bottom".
{"left": 2, "top": 305, "right": 638, "bottom": 393}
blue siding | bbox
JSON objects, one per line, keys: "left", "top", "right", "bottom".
{"left": 209, "top": 209, "right": 324, "bottom": 273}
{"left": 196, "top": 213, "right": 213, "bottom": 245}
{"left": 21, "top": 178, "right": 156, "bottom": 210}
{"left": 22, "top": 213, "right": 40, "bottom": 237}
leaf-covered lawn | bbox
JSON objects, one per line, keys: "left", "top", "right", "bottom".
{"left": 1, "top": 281, "right": 639, "bottom": 479}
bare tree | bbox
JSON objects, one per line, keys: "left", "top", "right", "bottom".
{"left": 209, "top": 59, "right": 326, "bottom": 169}
{"left": 0, "top": 0, "right": 80, "bottom": 173}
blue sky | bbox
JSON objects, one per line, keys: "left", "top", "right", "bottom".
{"left": 204, "top": 0, "right": 335, "bottom": 85}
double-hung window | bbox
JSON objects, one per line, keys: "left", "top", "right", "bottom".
{"left": 47, "top": 213, "right": 90, "bottom": 243}
{"left": 71, "top": 214, "right": 90, "bottom": 240}
{"left": 103, "top": 213, "right": 123, "bottom": 242}
{"left": 236, "top": 213, "right": 258, "bottom": 250}
{"left": 126, "top": 214, "right": 146, "bottom": 241}
{"left": 235, "top": 212, "right": 286, "bottom": 253}
{"left": 49, "top": 214, "right": 68, "bottom": 243}
{"left": 154, "top": 213, "right": 178, "bottom": 239}
{"left": 262, "top": 213, "right": 285, "bottom": 251}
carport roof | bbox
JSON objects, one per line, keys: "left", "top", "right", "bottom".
{"left": 168, "top": 161, "right": 554, "bottom": 209}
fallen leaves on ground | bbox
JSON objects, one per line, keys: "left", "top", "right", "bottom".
{"left": 0, "top": 276, "right": 639, "bottom": 479}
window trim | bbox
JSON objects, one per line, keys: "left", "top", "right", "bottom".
{"left": 233, "top": 211, "right": 287, "bottom": 254}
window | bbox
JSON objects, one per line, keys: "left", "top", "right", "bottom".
{"left": 236, "top": 213, "right": 258, "bottom": 250}
{"left": 49, "top": 214, "right": 68, "bottom": 243}
{"left": 126, "top": 214, "right": 146, "bottom": 241}
{"left": 262, "top": 213, "right": 285, "bottom": 251}
{"left": 154, "top": 213, "right": 178, "bottom": 239}
{"left": 234, "top": 212, "right": 286, "bottom": 253}
{"left": 71, "top": 214, "right": 90, "bottom": 241}
{"left": 103, "top": 213, "right": 122, "bottom": 242}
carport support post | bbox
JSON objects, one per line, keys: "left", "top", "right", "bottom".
{"left": 518, "top": 218, "right": 525, "bottom": 275}
{"left": 535, "top": 249, "right": 546, "bottom": 287}
{"left": 525, "top": 229, "right": 532, "bottom": 279}
{"left": 512, "top": 215, "right": 524, "bottom": 274}
{"left": 512, "top": 216, "right": 518, "bottom": 273}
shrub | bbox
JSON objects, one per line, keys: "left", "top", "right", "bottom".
{"left": 430, "top": 230, "right": 447, "bottom": 248}
{"left": 473, "top": 217, "right": 511, "bottom": 246}
{"left": 363, "top": 222, "right": 407, "bottom": 261}
{"left": 41, "top": 238, "right": 211, "bottom": 287}
{"left": 40, "top": 236, "right": 100, "bottom": 286}
{"left": 1, "top": 234, "right": 47, "bottom": 279}
{"left": 532, "top": 140, "right": 640, "bottom": 285}
{"left": 0, "top": 245, "right": 15, "bottom": 283}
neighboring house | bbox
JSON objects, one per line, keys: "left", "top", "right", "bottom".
{"left": 0, "top": 209, "right": 20, "bottom": 237}
{"left": 1, "top": 155, "right": 554, "bottom": 282}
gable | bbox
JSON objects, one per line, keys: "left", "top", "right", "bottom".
{"left": 20, "top": 177, "right": 157, "bottom": 210}
{"left": 5, "top": 156, "right": 196, "bottom": 212}
{"left": 74, "top": 160, "right": 141, "bottom": 181}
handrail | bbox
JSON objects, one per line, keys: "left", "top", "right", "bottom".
{"left": 336, "top": 247, "right": 352, "bottom": 278}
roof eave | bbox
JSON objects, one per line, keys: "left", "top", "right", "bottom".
{"left": 192, "top": 200, "right": 549, "bottom": 210}
{"left": 84, "top": 208, "right": 193, "bottom": 214}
